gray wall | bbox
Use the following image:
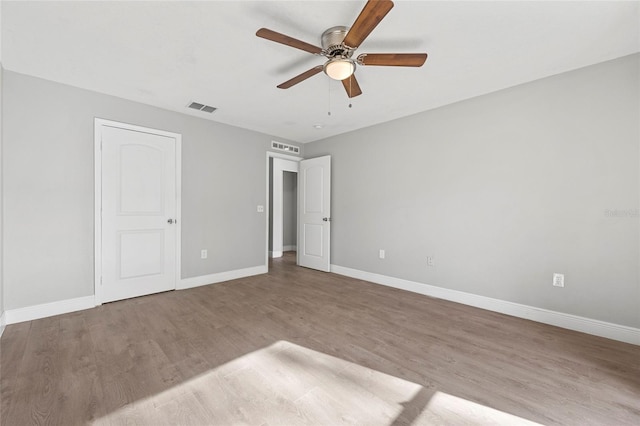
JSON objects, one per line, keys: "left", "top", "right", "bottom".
{"left": 2, "top": 70, "right": 298, "bottom": 311}
{"left": 282, "top": 171, "right": 297, "bottom": 248}
{"left": 305, "top": 54, "right": 640, "bottom": 328}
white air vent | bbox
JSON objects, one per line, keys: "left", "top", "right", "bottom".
{"left": 187, "top": 101, "right": 217, "bottom": 114}
{"left": 271, "top": 141, "right": 300, "bottom": 154}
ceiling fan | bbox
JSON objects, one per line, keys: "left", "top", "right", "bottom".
{"left": 256, "top": 0, "right": 428, "bottom": 98}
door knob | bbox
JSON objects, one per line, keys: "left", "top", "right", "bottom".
{"left": 322, "top": 217, "right": 331, "bottom": 222}
{"left": 167, "top": 218, "right": 175, "bottom": 224}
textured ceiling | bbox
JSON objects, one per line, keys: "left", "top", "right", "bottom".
{"left": 2, "top": 1, "right": 638, "bottom": 143}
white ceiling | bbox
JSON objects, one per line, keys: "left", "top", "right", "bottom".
{"left": 2, "top": 1, "right": 638, "bottom": 143}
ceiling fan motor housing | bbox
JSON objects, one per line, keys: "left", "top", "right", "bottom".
{"left": 321, "top": 26, "right": 353, "bottom": 58}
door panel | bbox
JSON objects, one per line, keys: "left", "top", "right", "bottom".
{"left": 304, "top": 166, "right": 324, "bottom": 213}
{"left": 298, "top": 155, "right": 331, "bottom": 271}
{"left": 118, "top": 144, "right": 164, "bottom": 214}
{"left": 303, "top": 224, "right": 323, "bottom": 257}
{"left": 118, "top": 230, "right": 165, "bottom": 279}
{"left": 101, "top": 125, "right": 177, "bottom": 303}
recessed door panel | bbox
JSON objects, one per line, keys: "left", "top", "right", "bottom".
{"left": 303, "top": 224, "right": 323, "bottom": 257}
{"left": 118, "top": 230, "right": 164, "bottom": 279}
{"left": 304, "top": 166, "right": 323, "bottom": 214}
{"left": 119, "top": 145, "right": 164, "bottom": 215}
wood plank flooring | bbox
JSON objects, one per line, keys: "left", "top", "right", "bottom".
{"left": 1, "top": 252, "right": 639, "bottom": 425}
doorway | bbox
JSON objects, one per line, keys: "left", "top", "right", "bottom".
{"left": 282, "top": 171, "right": 298, "bottom": 253}
{"left": 268, "top": 156, "right": 299, "bottom": 260}
{"left": 265, "top": 153, "right": 332, "bottom": 273}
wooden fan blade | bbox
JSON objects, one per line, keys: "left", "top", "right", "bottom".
{"left": 341, "top": 74, "right": 363, "bottom": 98}
{"left": 256, "top": 28, "right": 323, "bottom": 54}
{"left": 343, "top": 0, "right": 394, "bottom": 49}
{"left": 358, "top": 53, "right": 428, "bottom": 67}
{"left": 277, "top": 66, "right": 324, "bottom": 89}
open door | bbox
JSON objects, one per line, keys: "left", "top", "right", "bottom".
{"left": 297, "top": 155, "right": 331, "bottom": 271}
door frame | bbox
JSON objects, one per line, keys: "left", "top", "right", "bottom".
{"left": 94, "top": 118, "right": 182, "bottom": 306}
{"left": 265, "top": 151, "right": 302, "bottom": 268}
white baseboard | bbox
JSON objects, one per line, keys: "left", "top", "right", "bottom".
{"left": 4, "top": 296, "right": 95, "bottom": 325}
{"left": 331, "top": 265, "right": 640, "bottom": 346}
{"left": 270, "top": 247, "right": 296, "bottom": 258}
{"left": 178, "top": 265, "right": 268, "bottom": 290}
{"left": 1, "top": 266, "right": 268, "bottom": 325}
{"left": 0, "top": 311, "right": 6, "bottom": 338}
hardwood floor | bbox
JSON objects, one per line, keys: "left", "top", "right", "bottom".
{"left": 1, "top": 252, "right": 639, "bottom": 425}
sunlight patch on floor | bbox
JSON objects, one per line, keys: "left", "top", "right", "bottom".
{"left": 417, "top": 391, "right": 542, "bottom": 425}
{"left": 95, "top": 340, "right": 540, "bottom": 425}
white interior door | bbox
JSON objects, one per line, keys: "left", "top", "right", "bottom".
{"left": 298, "top": 155, "right": 331, "bottom": 271}
{"left": 100, "top": 124, "right": 178, "bottom": 303}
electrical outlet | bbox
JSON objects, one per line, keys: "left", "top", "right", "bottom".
{"left": 379, "top": 249, "right": 385, "bottom": 259}
{"left": 257, "top": 205, "right": 264, "bottom": 213}
{"left": 553, "top": 273, "right": 564, "bottom": 287}
{"left": 201, "top": 249, "right": 208, "bottom": 259}
{"left": 427, "top": 256, "right": 434, "bottom": 266}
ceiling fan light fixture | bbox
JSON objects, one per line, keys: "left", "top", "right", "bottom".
{"left": 323, "top": 58, "right": 355, "bottom": 81}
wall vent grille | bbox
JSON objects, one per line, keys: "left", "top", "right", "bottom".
{"left": 187, "top": 101, "right": 217, "bottom": 113}
{"left": 271, "top": 141, "right": 300, "bottom": 154}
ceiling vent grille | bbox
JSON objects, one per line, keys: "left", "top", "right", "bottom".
{"left": 271, "top": 141, "right": 300, "bottom": 154}
{"left": 187, "top": 101, "right": 217, "bottom": 113}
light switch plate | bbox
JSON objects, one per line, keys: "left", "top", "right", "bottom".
{"left": 553, "top": 273, "right": 564, "bottom": 287}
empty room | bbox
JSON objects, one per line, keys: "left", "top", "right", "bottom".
{"left": 0, "top": 1, "right": 639, "bottom": 425}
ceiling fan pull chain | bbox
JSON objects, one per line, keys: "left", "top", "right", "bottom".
{"left": 349, "top": 77, "right": 353, "bottom": 108}
{"left": 328, "top": 78, "right": 332, "bottom": 116}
